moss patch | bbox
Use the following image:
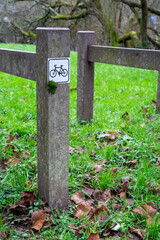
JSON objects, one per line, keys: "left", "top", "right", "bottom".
{"left": 47, "top": 81, "right": 57, "bottom": 94}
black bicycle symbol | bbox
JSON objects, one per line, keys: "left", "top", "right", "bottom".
{"left": 50, "top": 65, "right": 68, "bottom": 78}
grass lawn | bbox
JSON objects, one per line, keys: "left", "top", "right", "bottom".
{"left": 0, "top": 43, "right": 160, "bottom": 240}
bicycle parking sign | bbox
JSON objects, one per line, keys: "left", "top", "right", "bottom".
{"left": 48, "top": 57, "right": 70, "bottom": 83}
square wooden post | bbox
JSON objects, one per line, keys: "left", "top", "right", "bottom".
{"left": 157, "top": 72, "right": 160, "bottom": 113}
{"left": 36, "top": 28, "right": 70, "bottom": 209}
{"left": 77, "top": 31, "right": 96, "bottom": 121}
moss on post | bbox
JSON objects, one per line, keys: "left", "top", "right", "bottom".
{"left": 47, "top": 81, "right": 57, "bottom": 94}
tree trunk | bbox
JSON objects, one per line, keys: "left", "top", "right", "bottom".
{"left": 140, "top": 0, "right": 149, "bottom": 48}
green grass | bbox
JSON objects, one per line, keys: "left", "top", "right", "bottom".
{"left": 0, "top": 43, "right": 160, "bottom": 239}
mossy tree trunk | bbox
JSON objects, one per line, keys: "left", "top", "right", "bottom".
{"left": 140, "top": 0, "right": 149, "bottom": 48}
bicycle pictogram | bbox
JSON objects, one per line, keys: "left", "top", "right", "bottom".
{"left": 49, "top": 64, "right": 68, "bottom": 78}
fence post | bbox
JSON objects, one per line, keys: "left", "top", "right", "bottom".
{"left": 36, "top": 28, "right": 70, "bottom": 209}
{"left": 77, "top": 31, "right": 96, "bottom": 121}
{"left": 157, "top": 73, "right": 160, "bottom": 113}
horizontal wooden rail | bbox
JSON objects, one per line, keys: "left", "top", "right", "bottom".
{"left": 88, "top": 45, "right": 160, "bottom": 71}
{"left": 0, "top": 49, "right": 37, "bottom": 81}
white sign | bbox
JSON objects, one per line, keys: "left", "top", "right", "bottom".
{"left": 48, "top": 58, "right": 70, "bottom": 83}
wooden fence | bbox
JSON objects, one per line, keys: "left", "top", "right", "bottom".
{"left": 77, "top": 31, "right": 160, "bottom": 121}
{"left": 0, "top": 28, "right": 70, "bottom": 209}
{"left": 1, "top": 28, "right": 160, "bottom": 209}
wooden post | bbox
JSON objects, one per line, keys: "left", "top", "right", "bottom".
{"left": 77, "top": 31, "right": 96, "bottom": 122}
{"left": 157, "top": 72, "right": 160, "bottom": 113}
{"left": 36, "top": 28, "right": 70, "bottom": 209}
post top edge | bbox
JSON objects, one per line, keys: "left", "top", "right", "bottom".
{"left": 78, "top": 31, "right": 95, "bottom": 34}
{"left": 36, "top": 27, "right": 70, "bottom": 31}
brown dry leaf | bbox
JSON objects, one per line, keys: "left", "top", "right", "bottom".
{"left": 3, "top": 144, "right": 15, "bottom": 152}
{"left": 94, "top": 164, "right": 104, "bottom": 173}
{"left": 122, "top": 112, "right": 129, "bottom": 118}
{"left": 19, "top": 97, "right": 27, "bottom": 101}
{"left": 142, "top": 106, "right": 148, "bottom": 112}
{"left": 142, "top": 203, "right": 157, "bottom": 217}
{"left": 31, "top": 210, "right": 46, "bottom": 231}
{"left": 19, "top": 191, "right": 36, "bottom": 207}
{"left": 69, "top": 146, "right": 75, "bottom": 153}
{"left": 75, "top": 146, "right": 84, "bottom": 153}
{"left": 124, "top": 159, "right": 138, "bottom": 167}
{"left": 0, "top": 231, "right": 9, "bottom": 239}
{"left": 90, "top": 204, "right": 110, "bottom": 224}
{"left": 8, "top": 156, "right": 21, "bottom": 166}
{"left": 156, "top": 157, "right": 160, "bottom": 166}
{"left": 141, "top": 123, "right": 145, "bottom": 128}
{"left": 90, "top": 151, "right": 97, "bottom": 157}
{"left": 100, "top": 189, "right": 111, "bottom": 205}
{"left": 122, "top": 177, "right": 132, "bottom": 183}
{"left": 106, "top": 131, "right": 116, "bottom": 140}
{"left": 110, "top": 167, "right": 118, "bottom": 175}
{"left": 0, "top": 160, "right": 8, "bottom": 169}
{"left": 151, "top": 100, "right": 156, "bottom": 109}
{"left": 69, "top": 224, "right": 84, "bottom": 236}
{"left": 132, "top": 206, "right": 146, "bottom": 218}
{"left": 71, "top": 191, "right": 85, "bottom": 205}
{"left": 82, "top": 187, "right": 94, "bottom": 197}
{"left": 23, "top": 151, "right": 30, "bottom": 158}
{"left": 6, "top": 134, "right": 14, "bottom": 143}
{"left": 74, "top": 202, "right": 94, "bottom": 219}
{"left": 9, "top": 204, "right": 26, "bottom": 215}
{"left": 119, "top": 191, "right": 126, "bottom": 200}
{"left": 85, "top": 233, "right": 101, "bottom": 240}
{"left": 130, "top": 228, "right": 144, "bottom": 239}
{"left": 132, "top": 203, "right": 158, "bottom": 220}
{"left": 93, "top": 189, "right": 103, "bottom": 201}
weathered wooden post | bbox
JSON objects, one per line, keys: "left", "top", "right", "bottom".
{"left": 157, "top": 73, "right": 160, "bottom": 113}
{"left": 36, "top": 28, "right": 70, "bottom": 208}
{"left": 77, "top": 31, "right": 96, "bottom": 121}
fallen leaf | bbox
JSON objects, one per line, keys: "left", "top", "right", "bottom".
{"left": 69, "top": 146, "right": 75, "bottom": 153}
{"left": 19, "top": 97, "right": 27, "bottom": 101}
{"left": 119, "top": 191, "right": 125, "bottom": 200}
{"left": 100, "top": 189, "right": 111, "bottom": 205}
{"left": 132, "top": 202, "right": 158, "bottom": 222}
{"left": 22, "top": 151, "right": 30, "bottom": 158}
{"left": 151, "top": 100, "right": 156, "bottom": 109}
{"left": 74, "top": 202, "right": 93, "bottom": 219}
{"left": 96, "top": 132, "right": 116, "bottom": 140}
{"left": 156, "top": 157, "right": 160, "bottom": 166}
{"left": 86, "top": 233, "right": 101, "bottom": 240}
{"left": 82, "top": 187, "right": 94, "bottom": 197}
{"left": 31, "top": 210, "right": 46, "bottom": 230}
{"left": 70, "top": 87, "right": 77, "bottom": 91}
{"left": 0, "top": 160, "right": 8, "bottom": 169}
{"left": 3, "top": 144, "right": 15, "bottom": 152}
{"left": 130, "top": 227, "right": 145, "bottom": 239}
{"left": 141, "top": 106, "right": 148, "bottom": 112}
{"left": 94, "top": 164, "right": 104, "bottom": 173}
{"left": 6, "top": 134, "right": 14, "bottom": 143}
{"left": 19, "top": 191, "right": 36, "bottom": 207}
{"left": 9, "top": 204, "right": 26, "bottom": 215}
{"left": 8, "top": 156, "right": 21, "bottom": 166}
{"left": 122, "top": 112, "right": 129, "bottom": 118}
{"left": 71, "top": 191, "right": 85, "bottom": 205}
{"left": 142, "top": 203, "right": 157, "bottom": 217}
{"left": 122, "top": 177, "right": 132, "bottom": 183}
{"left": 90, "top": 151, "right": 97, "bottom": 157}
{"left": 110, "top": 167, "right": 118, "bottom": 175}
{"left": 124, "top": 159, "right": 138, "bottom": 167}
{"left": 90, "top": 204, "right": 110, "bottom": 224}
{"left": 141, "top": 123, "right": 145, "bottom": 128}
{"left": 69, "top": 224, "right": 84, "bottom": 236}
